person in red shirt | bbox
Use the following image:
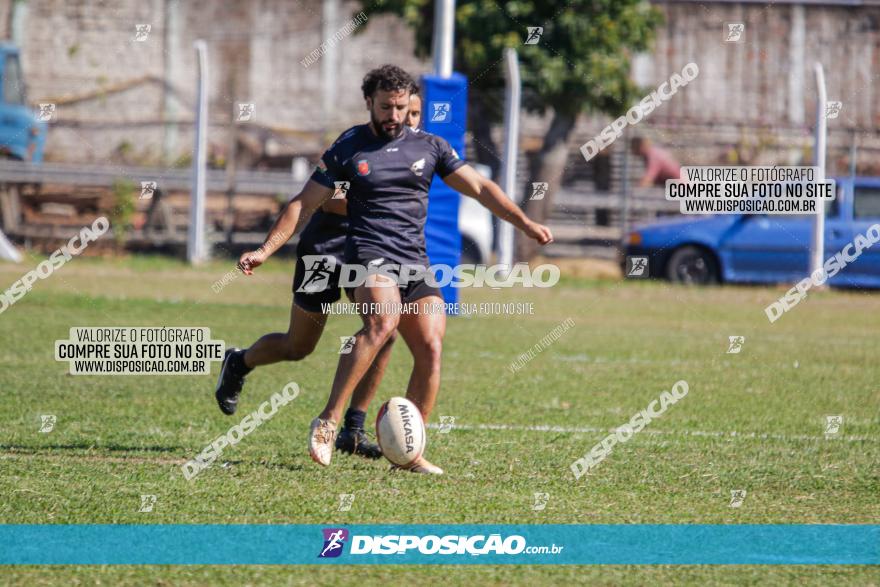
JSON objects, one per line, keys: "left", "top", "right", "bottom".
{"left": 631, "top": 137, "right": 681, "bottom": 187}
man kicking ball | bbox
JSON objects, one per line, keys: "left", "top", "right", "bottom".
{"left": 215, "top": 84, "right": 424, "bottom": 460}
{"left": 237, "top": 65, "right": 552, "bottom": 474}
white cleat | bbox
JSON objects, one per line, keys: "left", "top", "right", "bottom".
{"left": 390, "top": 455, "right": 444, "bottom": 475}
{"left": 309, "top": 417, "right": 337, "bottom": 466}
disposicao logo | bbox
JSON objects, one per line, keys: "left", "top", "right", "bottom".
{"left": 319, "top": 528, "right": 349, "bottom": 558}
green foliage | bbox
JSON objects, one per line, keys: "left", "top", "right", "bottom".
{"left": 115, "top": 140, "right": 133, "bottom": 158}
{"left": 173, "top": 152, "right": 193, "bottom": 168}
{"left": 110, "top": 178, "right": 137, "bottom": 246}
{"left": 364, "top": 0, "right": 664, "bottom": 119}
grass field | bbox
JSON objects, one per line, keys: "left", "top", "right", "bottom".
{"left": 1, "top": 253, "right": 878, "bottom": 585}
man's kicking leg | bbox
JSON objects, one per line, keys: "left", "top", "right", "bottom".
{"left": 390, "top": 294, "right": 446, "bottom": 474}
{"left": 335, "top": 331, "right": 397, "bottom": 459}
{"left": 216, "top": 302, "right": 326, "bottom": 415}
{"left": 397, "top": 295, "right": 446, "bottom": 422}
{"left": 218, "top": 293, "right": 395, "bottom": 460}
{"left": 309, "top": 275, "right": 401, "bottom": 465}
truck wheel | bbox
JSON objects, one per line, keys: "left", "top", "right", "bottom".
{"left": 666, "top": 246, "right": 719, "bottom": 285}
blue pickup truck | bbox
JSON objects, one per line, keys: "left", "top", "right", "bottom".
{"left": 624, "top": 177, "right": 880, "bottom": 289}
{"left": 0, "top": 43, "right": 46, "bottom": 162}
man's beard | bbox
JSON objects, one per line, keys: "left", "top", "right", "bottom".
{"left": 370, "top": 111, "right": 404, "bottom": 141}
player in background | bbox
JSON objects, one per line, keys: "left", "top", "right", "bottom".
{"left": 237, "top": 65, "right": 553, "bottom": 474}
{"left": 406, "top": 89, "right": 421, "bottom": 130}
{"left": 213, "top": 86, "right": 424, "bottom": 460}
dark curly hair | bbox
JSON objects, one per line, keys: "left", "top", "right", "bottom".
{"left": 361, "top": 65, "right": 416, "bottom": 100}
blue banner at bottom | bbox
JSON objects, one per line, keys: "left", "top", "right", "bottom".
{"left": 1, "top": 524, "right": 877, "bottom": 565}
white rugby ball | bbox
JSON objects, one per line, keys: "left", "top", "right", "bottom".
{"left": 376, "top": 397, "right": 426, "bottom": 467}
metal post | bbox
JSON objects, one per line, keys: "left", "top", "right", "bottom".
{"left": 849, "top": 130, "right": 857, "bottom": 179}
{"left": 162, "top": 0, "right": 180, "bottom": 165}
{"left": 224, "top": 69, "right": 238, "bottom": 246}
{"left": 0, "top": 228, "right": 22, "bottom": 262}
{"left": 188, "top": 40, "right": 209, "bottom": 264}
{"left": 322, "top": 0, "right": 340, "bottom": 125}
{"left": 426, "top": 0, "right": 460, "bottom": 307}
{"left": 432, "top": 0, "right": 455, "bottom": 77}
{"left": 620, "top": 127, "right": 631, "bottom": 246}
{"left": 498, "top": 48, "right": 521, "bottom": 269}
{"left": 10, "top": 0, "right": 28, "bottom": 49}
{"left": 810, "top": 63, "right": 826, "bottom": 279}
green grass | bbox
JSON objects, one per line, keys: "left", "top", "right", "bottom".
{"left": 0, "top": 256, "right": 878, "bottom": 585}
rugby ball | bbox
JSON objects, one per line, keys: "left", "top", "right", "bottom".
{"left": 376, "top": 397, "right": 426, "bottom": 467}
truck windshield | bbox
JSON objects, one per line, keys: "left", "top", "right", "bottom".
{"left": 3, "top": 54, "right": 25, "bottom": 105}
{"left": 854, "top": 186, "right": 880, "bottom": 220}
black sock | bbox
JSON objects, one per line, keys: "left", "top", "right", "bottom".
{"left": 344, "top": 408, "right": 366, "bottom": 431}
{"left": 229, "top": 349, "right": 253, "bottom": 376}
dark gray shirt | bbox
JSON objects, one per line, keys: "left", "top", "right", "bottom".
{"left": 309, "top": 124, "right": 465, "bottom": 266}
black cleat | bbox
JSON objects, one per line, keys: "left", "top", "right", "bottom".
{"left": 335, "top": 427, "right": 383, "bottom": 460}
{"left": 215, "top": 348, "right": 248, "bottom": 415}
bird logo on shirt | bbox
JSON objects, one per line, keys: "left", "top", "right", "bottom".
{"left": 410, "top": 158, "right": 426, "bottom": 177}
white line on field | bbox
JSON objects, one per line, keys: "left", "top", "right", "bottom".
{"left": 427, "top": 422, "right": 874, "bottom": 443}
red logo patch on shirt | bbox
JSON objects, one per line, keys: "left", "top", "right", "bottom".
{"left": 357, "top": 159, "right": 370, "bottom": 176}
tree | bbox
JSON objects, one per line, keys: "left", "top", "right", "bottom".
{"left": 362, "top": 0, "right": 663, "bottom": 259}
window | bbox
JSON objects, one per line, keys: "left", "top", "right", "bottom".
{"left": 854, "top": 187, "right": 880, "bottom": 220}
{"left": 3, "top": 55, "right": 25, "bottom": 105}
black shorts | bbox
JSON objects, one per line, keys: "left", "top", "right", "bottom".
{"left": 341, "top": 250, "right": 443, "bottom": 306}
{"left": 292, "top": 253, "right": 348, "bottom": 313}
{"left": 292, "top": 211, "right": 349, "bottom": 313}
{"left": 294, "top": 252, "right": 443, "bottom": 313}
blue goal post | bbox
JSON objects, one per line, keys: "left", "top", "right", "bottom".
{"left": 421, "top": 72, "right": 467, "bottom": 307}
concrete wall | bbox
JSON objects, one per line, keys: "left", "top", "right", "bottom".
{"left": 3, "top": 0, "right": 427, "bottom": 162}
{"left": 2, "top": 0, "right": 878, "bottom": 171}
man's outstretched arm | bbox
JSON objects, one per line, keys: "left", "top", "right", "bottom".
{"left": 238, "top": 179, "right": 334, "bottom": 274}
{"left": 441, "top": 164, "right": 553, "bottom": 245}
